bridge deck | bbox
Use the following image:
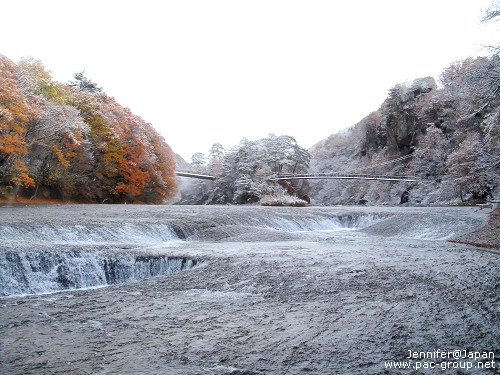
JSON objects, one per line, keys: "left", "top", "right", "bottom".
{"left": 175, "top": 171, "right": 216, "bottom": 180}
{"left": 175, "top": 171, "right": 416, "bottom": 182}
{"left": 271, "top": 173, "right": 416, "bottom": 182}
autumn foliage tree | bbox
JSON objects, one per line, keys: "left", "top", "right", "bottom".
{"left": 0, "top": 56, "right": 177, "bottom": 203}
{"left": 0, "top": 58, "right": 35, "bottom": 192}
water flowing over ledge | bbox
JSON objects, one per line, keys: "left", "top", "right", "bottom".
{"left": 1, "top": 251, "right": 199, "bottom": 297}
{"left": 0, "top": 212, "right": 384, "bottom": 245}
{"left": 0, "top": 204, "right": 488, "bottom": 297}
{"left": 0, "top": 223, "right": 179, "bottom": 245}
{"left": 0, "top": 210, "right": 384, "bottom": 296}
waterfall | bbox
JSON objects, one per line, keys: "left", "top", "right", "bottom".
{"left": 0, "top": 223, "right": 179, "bottom": 245}
{"left": 255, "top": 214, "right": 384, "bottom": 232}
{"left": 0, "top": 207, "right": 385, "bottom": 297}
{"left": 0, "top": 250, "right": 198, "bottom": 297}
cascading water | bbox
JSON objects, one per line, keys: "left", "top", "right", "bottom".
{"left": 0, "top": 222, "right": 196, "bottom": 297}
{"left": 0, "top": 250, "right": 198, "bottom": 297}
{"left": 0, "top": 206, "right": 386, "bottom": 297}
{"left": 0, "top": 223, "right": 179, "bottom": 245}
{"left": 263, "top": 214, "right": 383, "bottom": 232}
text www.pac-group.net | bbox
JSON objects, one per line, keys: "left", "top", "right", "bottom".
{"left": 385, "top": 350, "right": 496, "bottom": 371}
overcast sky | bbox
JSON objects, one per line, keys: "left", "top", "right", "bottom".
{"left": 2, "top": 0, "right": 498, "bottom": 161}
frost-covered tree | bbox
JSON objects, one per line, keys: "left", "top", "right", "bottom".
{"left": 25, "top": 100, "right": 90, "bottom": 198}
{"left": 211, "top": 147, "right": 238, "bottom": 203}
{"left": 1, "top": 56, "right": 177, "bottom": 203}
{"left": 190, "top": 152, "right": 206, "bottom": 170}
{"left": 17, "top": 57, "right": 68, "bottom": 103}
{"left": 264, "top": 134, "right": 310, "bottom": 174}
{"left": 233, "top": 173, "right": 260, "bottom": 203}
{"left": 440, "top": 57, "right": 500, "bottom": 123}
{"left": 483, "top": 0, "right": 500, "bottom": 22}
{"left": 482, "top": 0, "right": 500, "bottom": 54}
{"left": 413, "top": 126, "right": 449, "bottom": 179}
{"left": 446, "top": 132, "right": 494, "bottom": 200}
{"left": 179, "top": 134, "right": 311, "bottom": 204}
{"left": 69, "top": 71, "right": 102, "bottom": 93}
{"left": 207, "top": 142, "right": 225, "bottom": 178}
{"left": 208, "top": 142, "right": 225, "bottom": 160}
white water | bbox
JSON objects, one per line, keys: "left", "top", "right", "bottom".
{"left": 0, "top": 212, "right": 385, "bottom": 297}
{"left": 0, "top": 223, "right": 179, "bottom": 245}
{"left": 1, "top": 205, "right": 494, "bottom": 375}
{"left": 240, "top": 214, "right": 383, "bottom": 232}
{"left": 0, "top": 250, "right": 198, "bottom": 297}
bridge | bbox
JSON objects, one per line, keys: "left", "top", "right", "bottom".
{"left": 176, "top": 171, "right": 416, "bottom": 182}
{"left": 175, "top": 171, "right": 216, "bottom": 180}
{"left": 176, "top": 152, "right": 420, "bottom": 182}
{"left": 271, "top": 173, "right": 417, "bottom": 182}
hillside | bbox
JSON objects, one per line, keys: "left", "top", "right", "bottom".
{"left": 309, "top": 56, "right": 500, "bottom": 206}
{"left": 0, "top": 57, "right": 177, "bottom": 204}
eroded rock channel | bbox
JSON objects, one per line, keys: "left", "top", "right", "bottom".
{"left": 0, "top": 204, "right": 498, "bottom": 375}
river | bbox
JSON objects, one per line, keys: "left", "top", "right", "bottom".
{"left": 0, "top": 204, "right": 498, "bottom": 374}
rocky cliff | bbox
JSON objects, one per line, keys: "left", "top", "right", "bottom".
{"left": 309, "top": 57, "right": 500, "bottom": 206}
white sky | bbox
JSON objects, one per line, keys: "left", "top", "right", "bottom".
{"left": 1, "top": 0, "right": 498, "bottom": 161}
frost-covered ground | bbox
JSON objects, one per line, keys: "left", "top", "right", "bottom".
{"left": 0, "top": 204, "right": 499, "bottom": 374}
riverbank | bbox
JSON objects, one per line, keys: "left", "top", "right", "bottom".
{"left": 0, "top": 196, "right": 87, "bottom": 205}
{"left": 449, "top": 207, "right": 500, "bottom": 249}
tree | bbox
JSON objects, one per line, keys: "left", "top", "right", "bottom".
{"left": 482, "top": 1, "right": 500, "bottom": 54}
{"left": 411, "top": 126, "right": 450, "bottom": 184}
{"left": 190, "top": 152, "right": 206, "bottom": 170}
{"left": 207, "top": 142, "right": 225, "bottom": 177}
{"left": 0, "top": 57, "right": 35, "bottom": 191}
{"left": 16, "top": 57, "right": 68, "bottom": 104}
{"left": 233, "top": 174, "right": 260, "bottom": 203}
{"left": 482, "top": 0, "right": 500, "bottom": 22}
{"left": 211, "top": 147, "right": 238, "bottom": 203}
{"left": 446, "top": 132, "right": 494, "bottom": 200}
{"left": 0, "top": 58, "right": 29, "bottom": 160}
{"left": 208, "top": 142, "right": 225, "bottom": 160}
{"left": 97, "top": 95, "right": 177, "bottom": 203}
{"left": 69, "top": 71, "right": 102, "bottom": 93}
{"left": 145, "top": 133, "right": 177, "bottom": 202}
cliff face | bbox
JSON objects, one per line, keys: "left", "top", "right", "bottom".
{"left": 362, "top": 77, "right": 436, "bottom": 157}
{"left": 309, "top": 57, "right": 500, "bottom": 206}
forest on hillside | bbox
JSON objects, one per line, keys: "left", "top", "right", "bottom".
{"left": 177, "top": 135, "right": 311, "bottom": 205}
{"left": 310, "top": 55, "right": 499, "bottom": 205}
{"left": 180, "top": 54, "right": 499, "bottom": 206}
{"left": 309, "top": 4, "right": 500, "bottom": 206}
{"left": 3, "top": 2, "right": 499, "bottom": 207}
{"left": 180, "top": 4, "right": 500, "bottom": 207}
{"left": 0, "top": 57, "right": 177, "bottom": 203}
{"left": 4, "top": 52, "right": 497, "bottom": 206}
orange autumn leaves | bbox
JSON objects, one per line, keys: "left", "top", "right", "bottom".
{"left": 0, "top": 57, "right": 177, "bottom": 203}
{"left": 0, "top": 58, "right": 34, "bottom": 188}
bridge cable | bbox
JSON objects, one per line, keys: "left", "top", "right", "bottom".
{"left": 357, "top": 148, "right": 425, "bottom": 172}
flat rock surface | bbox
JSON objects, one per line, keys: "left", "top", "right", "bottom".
{"left": 451, "top": 208, "right": 500, "bottom": 248}
{"left": 0, "top": 205, "right": 499, "bottom": 374}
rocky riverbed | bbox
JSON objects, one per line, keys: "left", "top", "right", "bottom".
{"left": 0, "top": 204, "right": 498, "bottom": 374}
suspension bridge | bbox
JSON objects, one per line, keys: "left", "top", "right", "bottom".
{"left": 175, "top": 171, "right": 216, "bottom": 180}
{"left": 176, "top": 150, "right": 421, "bottom": 182}
{"left": 176, "top": 171, "right": 416, "bottom": 182}
{"left": 270, "top": 173, "right": 416, "bottom": 182}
